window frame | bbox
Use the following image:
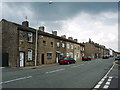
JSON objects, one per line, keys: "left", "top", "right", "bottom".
{"left": 47, "top": 53, "right": 52, "bottom": 59}
{"left": 28, "top": 49, "right": 32, "bottom": 61}
{"left": 27, "top": 32, "right": 33, "bottom": 42}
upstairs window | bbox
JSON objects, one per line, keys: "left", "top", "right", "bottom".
{"left": 67, "top": 43, "right": 70, "bottom": 49}
{"left": 28, "top": 33, "right": 33, "bottom": 42}
{"left": 51, "top": 42, "right": 53, "bottom": 47}
{"left": 43, "top": 40, "right": 46, "bottom": 46}
{"left": 74, "top": 46, "right": 77, "bottom": 49}
{"left": 57, "top": 42, "right": 60, "bottom": 48}
{"left": 62, "top": 43, "right": 65, "bottom": 48}
{"left": 71, "top": 45, "right": 73, "bottom": 49}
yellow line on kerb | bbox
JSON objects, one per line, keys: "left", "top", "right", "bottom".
{"left": 113, "top": 61, "right": 120, "bottom": 66}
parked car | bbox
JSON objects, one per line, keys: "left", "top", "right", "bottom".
{"left": 115, "top": 55, "right": 120, "bottom": 60}
{"left": 58, "top": 57, "right": 76, "bottom": 65}
{"left": 102, "top": 55, "right": 109, "bottom": 59}
{"left": 82, "top": 56, "right": 91, "bottom": 61}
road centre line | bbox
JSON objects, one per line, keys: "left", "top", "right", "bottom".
{"left": 46, "top": 68, "right": 65, "bottom": 74}
{"left": 0, "top": 76, "right": 32, "bottom": 84}
{"left": 71, "top": 65, "right": 81, "bottom": 68}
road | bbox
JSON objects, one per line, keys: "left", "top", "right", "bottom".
{"left": 1, "top": 57, "right": 119, "bottom": 89}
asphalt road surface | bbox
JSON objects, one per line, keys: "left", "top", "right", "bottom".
{"left": 1, "top": 57, "right": 119, "bottom": 89}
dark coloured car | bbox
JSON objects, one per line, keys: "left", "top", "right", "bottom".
{"left": 58, "top": 57, "right": 76, "bottom": 65}
{"left": 115, "top": 56, "right": 120, "bottom": 60}
{"left": 82, "top": 56, "right": 91, "bottom": 61}
{"left": 102, "top": 55, "right": 109, "bottom": 59}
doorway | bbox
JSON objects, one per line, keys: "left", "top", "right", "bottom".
{"left": 41, "top": 54, "right": 44, "bottom": 64}
{"left": 19, "top": 52, "right": 25, "bottom": 67}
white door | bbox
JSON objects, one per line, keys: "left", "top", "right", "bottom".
{"left": 19, "top": 52, "right": 24, "bottom": 67}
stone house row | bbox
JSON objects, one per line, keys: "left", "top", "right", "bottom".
{"left": 84, "top": 39, "right": 110, "bottom": 59}
{"left": 1, "top": 19, "right": 85, "bottom": 67}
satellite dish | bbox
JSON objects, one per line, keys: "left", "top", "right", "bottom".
{"left": 49, "top": 1, "right": 53, "bottom": 4}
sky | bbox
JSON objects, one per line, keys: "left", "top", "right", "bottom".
{"left": 1, "top": 1, "right": 119, "bottom": 51}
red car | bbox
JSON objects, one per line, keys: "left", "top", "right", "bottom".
{"left": 58, "top": 57, "right": 76, "bottom": 65}
{"left": 82, "top": 56, "right": 91, "bottom": 61}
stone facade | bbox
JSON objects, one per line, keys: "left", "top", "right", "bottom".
{"left": 84, "top": 39, "right": 110, "bottom": 59}
{"left": 1, "top": 19, "right": 85, "bottom": 67}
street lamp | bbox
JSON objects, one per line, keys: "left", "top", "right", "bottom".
{"left": 35, "top": 29, "right": 38, "bottom": 66}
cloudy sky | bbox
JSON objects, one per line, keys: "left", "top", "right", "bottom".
{"left": 1, "top": 1, "right": 118, "bottom": 51}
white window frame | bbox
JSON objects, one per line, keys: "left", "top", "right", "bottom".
{"left": 62, "top": 43, "right": 65, "bottom": 48}
{"left": 71, "top": 45, "right": 73, "bottom": 49}
{"left": 57, "top": 42, "right": 60, "bottom": 48}
{"left": 77, "top": 53, "right": 79, "bottom": 58}
{"left": 28, "top": 49, "right": 32, "bottom": 61}
{"left": 28, "top": 33, "right": 33, "bottom": 42}
{"left": 67, "top": 43, "right": 70, "bottom": 49}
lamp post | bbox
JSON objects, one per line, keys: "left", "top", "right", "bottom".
{"left": 35, "top": 29, "right": 38, "bottom": 66}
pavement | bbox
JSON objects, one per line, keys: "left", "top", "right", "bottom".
{"left": 1, "top": 57, "right": 119, "bottom": 89}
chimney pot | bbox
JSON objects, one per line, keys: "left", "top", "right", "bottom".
{"left": 61, "top": 35, "right": 66, "bottom": 38}
{"left": 68, "top": 37, "right": 73, "bottom": 40}
{"left": 52, "top": 31, "right": 57, "bottom": 36}
{"left": 22, "top": 21, "right": 29, "bottom": 27}
{"left": 74, "top": 39, "right": 78, "bottom": 42}
{"left": 39, "top": 26, "right": 44, "bottom": 32}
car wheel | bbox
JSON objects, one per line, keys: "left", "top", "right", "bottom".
{"left": 67, "top": 62, "right": 70, "bottom": 64}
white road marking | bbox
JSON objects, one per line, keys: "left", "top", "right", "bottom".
{"left": 71, "top": 65, "right": 81, "bottom": 68}
{"left": 0, "top": 67, "right": 5, "bottom": 69}
{"left": 0, "top": 76, "right": 32, "bottom": 84}
{"left": 108, "top": 79, "right": 112, "bottom": 82}
{"left": 46, "top": 68, "right": 65, "bottom": 74}
{"left": 94, "top": 85, "right": 101, "bottom": 88}
{"left": 93, "top": 64, "right": 115, "bottom": 89}
{"left": 106, "top": 82, "right": 110, "bottom": 85}
{"left": 98, "top": 81, "right": 103, "bottom": 84}
{"left": 103, "top": 85, "right": 109, "bottom": 89}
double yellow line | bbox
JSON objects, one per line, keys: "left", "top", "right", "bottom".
{"left": 113, "top": 60, "right": 120, "bottom": 66}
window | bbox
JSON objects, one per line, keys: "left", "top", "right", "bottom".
{"left": 83, "top": 47, "right": 84, "bottom": 51}
{"left": 78, "top": 46, "right": 80, "bottom": 50}
{"left": 28, "top": 33, "right": 33, "bottom": 42}
{"left": 62, "top": 43, "right": 65, "bottom": 48}
{"left": 57, "top": 42, "right": 60, "bottom": 48}
{"left": 74, "top": 46, "right": 77, "bottom": 49}
{"left": 43, "top": 40, "right": 46, "bottom": 46}
{"left": 47, "top": 53, "right": 52, "bottom": 59}
{"left": 71, "top": 45, "right": 73, "bottom": 49}
{"left": 77, "top": 53, "right": 79, "bottom": 58}
{"left": 51, "top": 42, "right": 53, "bottom": 47}
{"left": 67, "top": 43, "right": 70, "bottom": 49}
{"left": 28, "top": 49, "right": 32, "bottom": 60}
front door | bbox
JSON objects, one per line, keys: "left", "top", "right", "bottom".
{"left": 19, "top": 52, "right": 24, "bottom": 67}
{"left": 56, "top": 52, "right": 60, "bottom": 63}
{"left": 41, "top": 54, "right": 44, "bottom": 64}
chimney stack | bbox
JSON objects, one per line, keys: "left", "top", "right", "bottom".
{"left": 52, "top": 31, "right": 57, "bottom": 36}
{"left": 39, "top": 26, "right": 44, "bottom": 32}
{"left": 68, "top": 37, "right": 73, "bottom": 40}
{"left": 61, "top": 35, "right": 66, "bottom": 38}
{"left": 22, "top": 21, "right": 29, "bottom": 27}
{"left": 74, "top": 39, "right": 78, "bottom": 42}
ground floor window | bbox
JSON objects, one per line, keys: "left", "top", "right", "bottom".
{"left": 77, "top": 53, "right": 79, "bottom": 58}
{"left": 47, "top": 53, "right": 52, "bottom": 59}
{"left": 28, "top": 49, "right": 32, "bottom": 61}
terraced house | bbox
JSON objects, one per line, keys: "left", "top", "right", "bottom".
{"left": 1, "top": 19, "right": 85, "bottom": 67}
{"left": 84, "top": 39, "right": 110, "bottom": 59}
